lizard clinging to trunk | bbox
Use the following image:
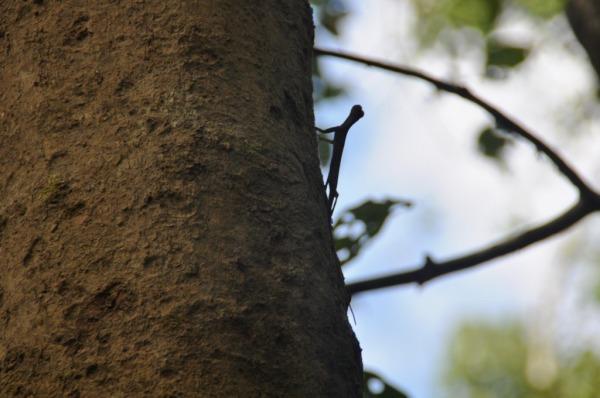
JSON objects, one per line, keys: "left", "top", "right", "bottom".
{"left": 317, "top": 105, "right": 364, "bottom": 218}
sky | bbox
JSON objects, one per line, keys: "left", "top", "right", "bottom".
{"left": 314, "top": 1, "right": 600, "bottom": 397}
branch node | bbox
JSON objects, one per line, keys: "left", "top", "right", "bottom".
{"left": 424, "top": 255, "right": 436, "bottom": 268}
{"left": 416, "top": 255, "right": 437, "bottom": 286}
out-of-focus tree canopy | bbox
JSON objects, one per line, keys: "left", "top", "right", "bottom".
{"left": 311, "top": 1, "right": 600, "bottom": 397}
{"left": 443, "top": 321, "right": 600, "bottom": 398}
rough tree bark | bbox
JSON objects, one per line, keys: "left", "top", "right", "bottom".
{"left": 0, "top": 1, "right": 362, "bottom": 397}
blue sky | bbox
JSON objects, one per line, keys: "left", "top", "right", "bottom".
{"left": 314, "top": 1, "right": 600, "bottom": 396}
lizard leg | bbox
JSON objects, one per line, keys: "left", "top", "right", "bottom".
{"left": 329, "top": 191, "right": 339, "bottom": 215}
{"left": 316, "top": 126, "right": 337, "bottom": 134}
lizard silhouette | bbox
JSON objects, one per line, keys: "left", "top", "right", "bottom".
{"left": 317, "top": 105, "right": 364, "bottom": 217}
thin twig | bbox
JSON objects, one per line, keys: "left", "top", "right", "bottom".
{"left": 314, "top": 47, "right": 597, "bottom": 200}
{"left": 313, "top": 47, "right": 600, "bottom": 294}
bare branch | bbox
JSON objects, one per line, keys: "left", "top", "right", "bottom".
{"left": 313, "top": 47, "right": 600, "bottom": 294}
{"left": 314, "top": 47, "right": 597, "bottom": 200}
{"left": 347, "top": 199, "right": 599, "bottom": 295}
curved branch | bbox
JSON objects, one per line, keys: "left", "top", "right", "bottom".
{"left": 314, "top": 47, "right": 597, "bottom": 200}
{"left": 313, "top": 47, "right": 600, "bottom": 295}
{"left": 347, "top": 199, "right": 599, "bottom": 295}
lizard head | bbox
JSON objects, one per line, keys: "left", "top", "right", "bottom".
{"left": 349, "top": 105, "right": 364, "bottom": 122}
{"left": 350, "top": 105, "right": 364, "bottom": 117}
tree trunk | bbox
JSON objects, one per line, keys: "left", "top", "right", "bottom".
{"left": 567, "top": 0, "right": 600, "bottom": 81}
{"left": 0, "top": 1, "right": 362, "bottom": 397}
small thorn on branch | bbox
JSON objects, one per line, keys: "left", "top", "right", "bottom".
{"left": 417, "top": 255, "right": 437, "bottom": 286}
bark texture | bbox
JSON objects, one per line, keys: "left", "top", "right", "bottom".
{"left": 567, "top": 0, "right": 600, "bottom": 81}
{"left": 0, "top": 1, "right": 362, "bottom": 397}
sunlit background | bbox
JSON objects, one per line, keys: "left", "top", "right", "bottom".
{"left": 312, "top": 1, "right": 600, "bottom": 397}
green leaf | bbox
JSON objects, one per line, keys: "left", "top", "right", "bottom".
{"left": 486, "top": 40, "right": 529, "bottom": 69}
{"left": 320, "top": 11, "right": 346, "bottom": 36}
{"left": 477, "top": 126, "right": 512, "bottom": 161}
{"left": 310, "top": 0, "right": 348, "bottom": 103}
{"left": 333, "top": 199, "right": 412, "bottom": 265}
{"left": 514, "top": 0, "right": 567, "bottom": 19}
{"left": 316, "top": 0, "right": 349, "bottom": 36}
{"left": 349, "top": 200, "right": 406, "bottom": 237}
{"left": 321, "top": 83, "right": 345, "bottom": 100}
{"left": 410, "top": 0, "right": 503, "bottom": 51}
{"left": 445, "top": 0, "right": 501, "bottom": 33}
{"left": 363, "top": 371, "right": 409, "bottom": 398}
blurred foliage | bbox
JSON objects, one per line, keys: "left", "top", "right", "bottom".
{"left": 477, "top": 125, "right": 513, "bottom": 162}
{"left": 310, "top": 0, "right": 567, "bottom": 161}
{"left": 311, "top": 0, "right": 348, "bottom": 104}
{"left": 412, "top": 0, "right": 566, "bottom": 42}
{"left": 414, "top": 0, "right": 501, "bottom": 39}
{"left": 311, "top": 0, "right": 348, "bottom": 36}
{"left": 485, "top": 39, "right": 529, "bottom": 76}
{"left": 410, "top": 0, "right": 566, "bottom": 78}
{"left": 445, "top": 0, "right": 501, "bottom": 33}
{"left": 364, "top": 370, "right": 410, "bottom": 398}
{"left": 443, "top": 321, "right": 600, "bottom": 398}
{"left": 333, "top": 199, "right": 412, "bottom": 266}
{"left": 313, "top": 55, "right": 347, "bottom": 104}
{"left": 309, "top": 1, "right": 600, "bottom": 398}
{"left": 514, "top": 0, "right": 567, "bottom": 19}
